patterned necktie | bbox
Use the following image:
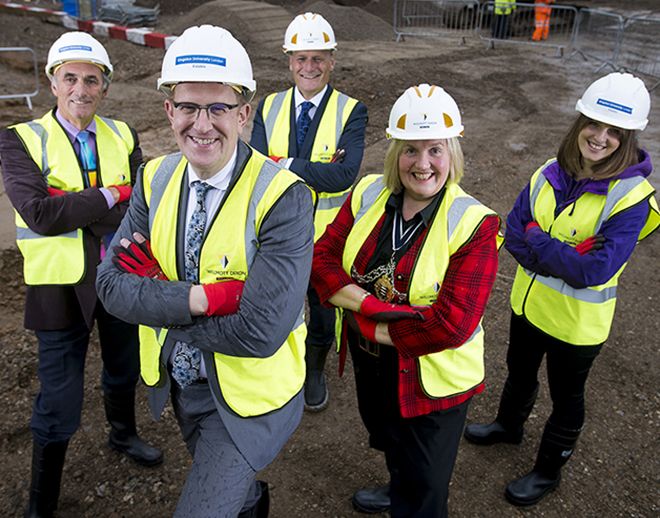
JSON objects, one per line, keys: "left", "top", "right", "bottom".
{"left": 296, "top": 101, "right": 314, "bottom": 149}
{"left": 76, "top": 130, "right": 97, "bottom": 187}
{"left": 171, "top": 180, "right": 214, "bottom": 388}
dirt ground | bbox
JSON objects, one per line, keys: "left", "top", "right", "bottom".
{"left": 0, "top": 0, "right": 659, "bottom": 517}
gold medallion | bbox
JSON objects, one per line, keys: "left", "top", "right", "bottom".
{"left": 374, "top": 275, "right": 395, "bottom": 302}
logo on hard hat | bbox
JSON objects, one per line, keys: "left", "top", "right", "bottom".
{"left": 59, "top": 45, "right": 92, "bottom": 53}
{"left": 176, "top": 55, "right": 227, "bottom": 67}
{"left": 596, "top": 98, "right": 632, "bottom": 115}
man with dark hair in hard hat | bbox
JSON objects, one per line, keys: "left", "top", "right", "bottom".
{"left": 250, "top": 12, "right": 368, "bottom": 413}
{"left": 0, "top": 31, "right": 163, "bottom": 517}
{"left": 96, "top": 25, "right": 314, "bottom": 517}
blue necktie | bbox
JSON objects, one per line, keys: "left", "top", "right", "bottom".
{"left": 296, "top": 101, "right": 314, "bottom": 149}
{"left": 171, "top": 181, "right": 214, "bottom": 388}
{"left": 76, "top": 130, "right": 97, "bottom": 187}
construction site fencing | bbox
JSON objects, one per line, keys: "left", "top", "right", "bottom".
{"left": 393, "top": 0, "right": 481, "bottom": 43}
{"left": 569, "top": 9, "right": 624, "bottom": 73}
{"left": 477, "top": 2, "right": 578, "bottom": 56}
{"left": 617, "top": 14, "right": 660, "bottom": 90}
{"left": 0, "top": 47, "right": 39, "bottom": 110}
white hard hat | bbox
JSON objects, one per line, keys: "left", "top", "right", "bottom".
{"left": 46, "top": 31, "right": 113, "bottom": 81}
{"left": 386, "top": 84, "right": 464, "bottom": 140}
{"left": 575, "top": 72, "right": 650, "bottom": 131}
{"left": 283, "top": 12, "right": 337, "bottom": 53}
{"left": 158, "top": 25, "right": 256, "bottom": 99}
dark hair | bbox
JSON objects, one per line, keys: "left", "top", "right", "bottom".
{"left": 557, "top": 114, "right": 640, "bottom": 180}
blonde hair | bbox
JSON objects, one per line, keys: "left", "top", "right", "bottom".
{"left": 382, "top": 138, "right": 465, "bottom": 193}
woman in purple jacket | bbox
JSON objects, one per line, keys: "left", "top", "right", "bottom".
{"left": 464, "top": 72, "right": 660, "bottom": 507}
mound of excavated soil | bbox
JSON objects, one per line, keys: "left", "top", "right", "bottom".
{"left": 300, "top": 0, "right": 393, "bottom": 41}
{"left": 158, "top": 0, "right": 252, "bottom": 41}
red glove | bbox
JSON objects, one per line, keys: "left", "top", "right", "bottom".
{"left": 47, "top": 187, "right": 67, "bottom": 197}
{"left": 109, "top": 185, "right": 132, "bottom": 203}
{"left": 345, "top": 311, "right": 377, "bottom": 343}
{"left": 202, "top": 280, "right": 244, "bottom": 316}
{"left": 359, "top": 294, "right": 424, "bottom": 322}
{"left": 525, "top": 221, "right": 541, "bottom": 232}
{"left": 268, "top": 155, "right": 284, "bottom": 163}
{"left": 113, "top": 239, "right": 167, "bottom": 280}
{"left": 575, "top": 234, "right": 605, "bottom": 255}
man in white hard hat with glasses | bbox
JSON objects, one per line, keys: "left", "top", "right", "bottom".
{"left": 97, "top": 25, "right": 314, "bottom": 517}
{"left": 251, "top": 12, "right": 368, "bottom": 412}
{"left": 0, "top": 31, "right": 163, "bottom": 517}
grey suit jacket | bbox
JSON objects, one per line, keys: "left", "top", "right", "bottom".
{"left": 96, "top": 140, "right": 314, "bottom": 470}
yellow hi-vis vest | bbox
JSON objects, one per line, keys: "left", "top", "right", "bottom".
{"left": 138, "top": 151, "right": 307, "bottom": 417}
{"left": 11, "top": 111, "right": 134, "bottom": 285}
{"left": 341, "top": 175, "right": 498, "bottom": 398}
{"left": 495, "top": 0, "right": 516, "bottom": 15}
{"left": 261, "top": 87, "right": 359, "bottom": 241}
{"left": 510, "top": 159, "right": 660, "bottom": 345}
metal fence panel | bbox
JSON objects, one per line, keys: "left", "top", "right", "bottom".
{"left": 393, "top": 0, "right": 481, "bottom": 42}
{"left": 0, "top": 47, "right": 39, "bottom": 110}
{"left": 477, "top": 2, "right": 578, "bottom": 56}
{"left": 618, "top": 15, "right": 660, "bottom": 90}
{"left": 568, "top": 8, "right": 624, "bottom": 72}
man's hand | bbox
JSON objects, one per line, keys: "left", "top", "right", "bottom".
{"left": 330, "top": 148, "right": 345, "bottom": 163}
{"left": 575, "top": 234, "right": 605, "bottom": 255}
{"left": 345, "top": 311, "right": 377, "bottom": 343}
{"left": 113, "top": 233, "right": 167, "bottom": 280}
{"left": 359, "top": 294, "right": 424, "bottom": 322}
{"left": 202, "top": 280, "right": 244, "bottom": 316}
{"left": 108, "top": 185, "right": 132, "bottom": 204}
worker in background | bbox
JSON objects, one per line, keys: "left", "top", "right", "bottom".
{"left": 96, "top": 25, "right": 314, "bottom": 517}
{"left": 464, "top": 72, "right": 659, "bottom": 506}
{"left": 250, "top": 12, "right": 368, "bottom": 412}
{"left": 0, "top": 31, "right": 163, "bottom": 517}
{"left": 492, "top": 0, "right": 516, "bottom": 39}
{"left": 532, "top": 0, "right": 554, "bottom": 41}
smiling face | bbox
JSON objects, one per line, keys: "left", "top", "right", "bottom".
{"left": 288, "top": 50, "right": 335, "bottom": 99}
{"left": 577, "top": 120, "right": 622, "bottom": 168}
{"left": 164, "top": 82, "right": 250, "bottom": 179}
{"left": 51, "top": 62, "right": 107, "bottom": 129}
{"left": 398, "top": 139, "right": 451, "bottom": 207}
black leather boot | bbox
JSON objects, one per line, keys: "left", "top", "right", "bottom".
{"left": 304, "top": 343, "right": 330, "bottom": 412}
{"left": 25, "top": 439, "right": 68, "bottom": 518}
{"left": 464, "top": 379, "right": 538, "bottom": 445}
{"left": 352, "top": 484, "right": 390, "bottom": 514}
{"left": 238, "top": 480, "right": 269, "bottom": 518}
{"left": 464, "top": 420, "right": 523, "bottom": 445}
{"left": 505, "top": 421, "right": 580, "bottom": 506}
{"left": 104, "top": 390, "right": 163, "bottom": 467}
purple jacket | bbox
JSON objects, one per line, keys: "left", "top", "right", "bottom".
{"left": 505, "top": 150, "right": 653, "bottom": 289}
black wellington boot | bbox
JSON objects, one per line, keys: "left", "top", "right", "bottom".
{"left": 304, "top": 343, "right": 330, "bottom": 412}
{"left": 505, "top": 421, "right": 581, "bottom": 506}
{"left": 104, "top": 390, "right": 163, "bottom": 467}
{"left": 238, "top": 480, "right": 269, "bottom": 518}
{"left": 464, "top": 379, "right": 539, "bottom": 445}
{"left": 25, "top": 439, "right": 68, "bottom": 518}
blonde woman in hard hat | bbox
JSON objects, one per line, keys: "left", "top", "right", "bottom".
{"left": 311, "top": 84, "right": 500, "bottom": 517}
{"left": 464, "top": 72, "right": 660, "bottom": 507}
{"left": 250, "top": 12, "right": 368, "bottom": 413}
{"left": 0, "top": 31, "right": 163, "bottom": 516}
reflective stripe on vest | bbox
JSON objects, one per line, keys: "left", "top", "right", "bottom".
{"left": 11, "top": 111, "right": 134, "bottom": 285}
{"left": 510, "top": 160, "right": 659, "bottom": 345}
{"left": 343, "top": 175, "right": 497, "bottom": 398}
{"left": 139, "top": 151, "right": 307, "bottom": 417}
{"left": 262, "top": 87, "right": 358, "bottom": 241}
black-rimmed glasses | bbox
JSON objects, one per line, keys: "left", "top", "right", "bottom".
{"left": 172, "top": 101, "right": 239, "bottom": 120}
